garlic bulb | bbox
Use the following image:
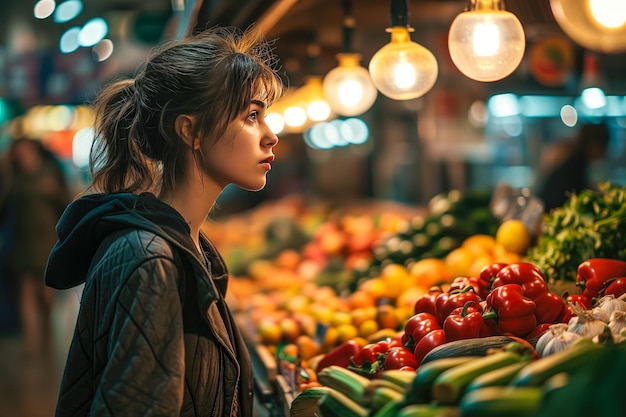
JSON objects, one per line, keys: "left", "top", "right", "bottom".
{"left": 540, "top": 326, "right": 582, "bottom": 357}
{"left": 595, "top": 295, "right": 626, "bottom": 318}
{"left": 591, "top": 306, "right": 610, "bottom": 323}
{"left": 609, "top": 310, "right": 626, "bottom": 336}
{"left": 536, "top": 323, "right": 568, "bottom": 357}
{"left": 568, "top": 302, "right": 607, "bottom": 338}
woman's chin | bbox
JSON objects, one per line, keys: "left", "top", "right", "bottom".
{"left": 238, "top": 180, "right": 267, "bottom": 192}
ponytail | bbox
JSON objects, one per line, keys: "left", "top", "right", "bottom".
{"left": 89, "top": 78, "right": 157, "bottom": 194}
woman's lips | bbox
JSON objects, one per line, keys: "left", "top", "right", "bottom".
{"left": 260, "top": 155, "right": 274, "bottom": 170}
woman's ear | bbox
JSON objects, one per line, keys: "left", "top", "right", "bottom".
{"left": 175, "top": 114, "right": 201, "bottom": 150}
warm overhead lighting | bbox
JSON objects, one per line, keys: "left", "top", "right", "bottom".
{"left": 323, "top": 54, "right": 378, "bottom": 116}
{"left": 322, "top": 0, "right": 378, "bottom": 116}
{"left": 368, "top": 0, "right": 438, "bottom": 100}
{"left": 296, "top": 76, "right": 332, "bottom": 122}
{"left": 448, "top": 0, "right": 525, "bottom": 82}
{"left": 549, "top": 0, "right": 626, "bottom": 53}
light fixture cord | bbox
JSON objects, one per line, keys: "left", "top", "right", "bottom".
{"left": 390, "top": 0, "right": 410, "bottom": 27}
{"left": 341, "top": 0, "right": 355, "bottom": 53}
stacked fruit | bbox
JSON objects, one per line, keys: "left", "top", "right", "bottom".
{"left": 370, "top": 189, "right": 500, "bottom": 271}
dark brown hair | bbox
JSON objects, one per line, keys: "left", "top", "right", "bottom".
{"left": 89, "top": 26, "right": 284, "bottom": 194}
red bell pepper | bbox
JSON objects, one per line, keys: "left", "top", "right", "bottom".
{"left": 448, "top": 276, "right": 490, "bottom": 301}
{"left": 478, "top": 262, "right": 509, "bottom": 297}
{"left": 560, "top": 292, "right": 593, "bottom": 323}
{"left": 564, "top": 293, "right": 593, "bottom": 309}
{"left": 443, "top": 301, "right": 486, "bottom": 342}
{"left": 383, "top": 346, "right": 419, "bottom": 371}
{"left": 413, "top": 286, "right": 443, "bottom": 315}
{"left": 483, "top": 284, "right": 537, "bottom": 337}
{"left": 524, "top": 322, "right": 552, "bottom": 344}
{"left": 413, "top": 328, "right": 446, "bottom": 365}
{"left": 436, "top": 286, "right": 482, "bottom": 326}
{"left": 349, "top": 340, "right": 390, "bottom": 377}
{"left": 601, "top": 277, "right": 626, "bottom": 299}
{"left": 316, "top": 340, "right": 362, "bottom": 372}
{"left": 403, "top": 312, "right": 441, "bottom": 349}
{"left": 492, "top": 262, "right": 564, "bottom": 325}
{"left": 576, "top": 258, "right": 626, "bottom": 299}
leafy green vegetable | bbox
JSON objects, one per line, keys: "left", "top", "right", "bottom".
{"left": 526, "top": 182, "right": 626, "bottom": 282}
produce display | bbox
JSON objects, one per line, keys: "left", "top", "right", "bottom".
{"left": 202, "top": 183, "right": 626, "bottom": 417}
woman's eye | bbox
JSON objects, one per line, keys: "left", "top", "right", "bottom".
{"left": 248, "top": 111, "right": 259, "bottom": 121}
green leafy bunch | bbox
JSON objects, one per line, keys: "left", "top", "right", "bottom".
{"left": 526, "top": 182, "right": 626, "bottom": 282}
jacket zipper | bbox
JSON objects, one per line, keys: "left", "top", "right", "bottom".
{"left": 210, "top": 347, "right": 224, "bottom": 417}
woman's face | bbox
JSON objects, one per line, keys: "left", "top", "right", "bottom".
{"left": 200, "top": 99, "right": 278, "bottom": 192}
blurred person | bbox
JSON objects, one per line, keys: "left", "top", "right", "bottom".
{"left": 3, "top": 138, "right": 70, "bottom": 354}
{"left": 44, "top": 26, "right": 283, "bottom": 417}
{"left": 535, "top": 121, "right": 610, "bottom": 212}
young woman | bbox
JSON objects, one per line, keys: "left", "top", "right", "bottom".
{"left": 44, "top": 26, "right": 284, "bottom": 417}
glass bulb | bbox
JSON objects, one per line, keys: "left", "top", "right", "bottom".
{"left": 550, "top": 0, "right": 626, "bottom": 53}
{"left": 323, "top": 53, "right": 378, "bottom": 116}
{"left": 368, "top": 27, "right": 438, "bottom": 100}
{"left": 298, "top": 76, "right": 332, "bottom": 122}
{"left": 448, "top": 0, "right": 525, "bottom": 82}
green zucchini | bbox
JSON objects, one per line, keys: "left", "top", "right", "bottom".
{"left": 406, "top": 356, "right": 480, "bottom": 403}
{"left": 459, "top": 386, "right": 543, "bottom": 417}
{"left": 510, "top": 337, "right": 604, "bottom": 387}
{"left": 421, "top": 336, "right": 531, "bottom": 364}
{"left": 318, "top": 388, "right": 369, "bottom": 417}
{"left": 432, "top": 351, "right": 524, "bottom": 404}
{"left": 397, "top": 404, "right": 459, "bottom": 417}
{"left": 464, "top": 360, "right": 529, "bottom": 392}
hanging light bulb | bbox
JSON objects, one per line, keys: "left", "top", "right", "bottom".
{"left": 448, "top": 0, "right": 525, "bottom": 82}
{"left": 323, "top": 53, "right": 378, "bottom": 116}
{"left": 322, "top": 0, "right": 378, "bottom": 116}
{"left": 368, "top": 0, "right": 438, "bottom": 100}
{"left": 549, "top": 0, "right": 626, "bottom": 53}
{"left": 298, "top": 76, "right": 332, "bottom": 122}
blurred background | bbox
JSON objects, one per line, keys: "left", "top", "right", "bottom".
{"left": 1, "top": 0, "right": 625, "bottom": 416}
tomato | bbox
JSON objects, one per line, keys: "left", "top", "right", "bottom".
{"left": 383, "top": 346, "right": 418, "bottom": 370}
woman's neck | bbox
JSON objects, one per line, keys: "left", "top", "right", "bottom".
{"left": 160, "top": 181, "right": 221, "bottom": 252}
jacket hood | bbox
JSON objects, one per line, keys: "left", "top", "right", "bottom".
{"left": 45, "top": 192, "right": 197, "bottom": 290}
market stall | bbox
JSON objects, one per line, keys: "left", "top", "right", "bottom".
{"left": 209, "top": 183, "right": 626, "bottom": 417}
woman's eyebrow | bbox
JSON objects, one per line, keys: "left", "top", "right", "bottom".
{"left": 251, "top": 100, "right": 266, "bottom": 108}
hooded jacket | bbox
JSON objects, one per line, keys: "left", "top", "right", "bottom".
{"left": 45, "top": 192, "right": 253, "bottom": 417}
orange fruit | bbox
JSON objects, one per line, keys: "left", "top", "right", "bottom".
{"left": 331, "top": 311, "right": 353, "bottom": 327}
{"left": 496, "top": 219, "right": 531, "bottom": 255}
{"left": 257, "top": 318, "right": 282, "bottom": 345}
{"left": 409, "top": 258, "right": 452, "bottom": 287}
{"left": 462, "top": 234, "right": 497, "bottom": 256}
{"left": 380, "top": 263, "right": 411, "bottom": 298}
{"left": 322, "top": 326, "right": 339, "bottom": 348}
{"left": 351, "top": 306, "right": 378, "bottom": 328}
{"left": 396, "top": 285, "right": 428, "bottom": 309}
{"left": 467, "top": 254, "right": 494, "bottom": 278}
{"left": 444, "top": 247, "right": 475, "bottom": 279}
{"left": 336, "top": 324, "right": 359, "bottom": 343}
{"left": 359, "top": 278, "right": 387, "bottom": 300}
{"left": 296, "top": 335, "right": 321, "bottom": 360}
{"left": 358, "top": 319, "right": 380, "bottom": 338}
{"left": 377, "top": 304, "right": 400, "bottom": 330}
{"left": 274, "top": 249, "right": 302, "bottom": 270}
{"left": 348, "top": 290, "right": 375, "bottom": 309}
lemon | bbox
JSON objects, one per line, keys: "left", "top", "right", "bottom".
{"left": 496, "top": 219, "right": 531, "bottom": 255}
